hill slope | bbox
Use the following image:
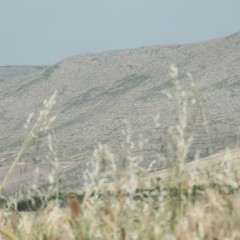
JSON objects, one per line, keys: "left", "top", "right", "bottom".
{"left": 1, "top": 32, "right": 240, "bottom": 189}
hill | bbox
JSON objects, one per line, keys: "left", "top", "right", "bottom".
{"left": 1, "top": 32, "right": 240, "bottom": 190}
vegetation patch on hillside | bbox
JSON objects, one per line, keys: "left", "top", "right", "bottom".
{"left": 100, "top": 73, "right": 149, "bottom": 97}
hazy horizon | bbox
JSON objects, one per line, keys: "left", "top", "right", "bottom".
{"left": 0, "top": 0, "right": 239, "bottom": 66}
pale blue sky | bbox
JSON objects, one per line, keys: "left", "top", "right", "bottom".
{"left": 0, "top": 0, "right": 239, "bottom": 66}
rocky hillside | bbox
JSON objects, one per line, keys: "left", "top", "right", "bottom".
{"left": 1, "top": 32, "right": 240, "bottom": 189}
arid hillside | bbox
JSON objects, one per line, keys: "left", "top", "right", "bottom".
{"left": 1, "top": 32, "right": 240, "bottom": 190}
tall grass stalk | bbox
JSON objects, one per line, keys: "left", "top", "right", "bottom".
{"left": 0, "top": 91, "right": 57, "bottom": 194}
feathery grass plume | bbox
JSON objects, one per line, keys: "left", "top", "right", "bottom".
{"left": 187, "top": 71, "right": 213, "bottom": 157}
{"left": 0, "top": 91, "right": 58, "bottom": 208}
{"left": 85, "top": 142, "right": 117, "bottom": 190}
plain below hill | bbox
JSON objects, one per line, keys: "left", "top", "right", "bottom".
{"left": 0, "top": 32, "right": 240, "bottom": 190}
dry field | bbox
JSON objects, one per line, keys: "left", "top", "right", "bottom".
{"left": 0, "top": 146, "right": 240, "bottom": 239}
{"left": 150, "top": 147, "right": 240, "bottom": 184}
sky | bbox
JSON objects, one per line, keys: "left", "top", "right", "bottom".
{"left": 0, "top": 0, "right": 239, "bottom": 66}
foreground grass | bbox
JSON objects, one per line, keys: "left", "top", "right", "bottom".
{"left": 0, "top": 154, "right": 240, "bottom": 240}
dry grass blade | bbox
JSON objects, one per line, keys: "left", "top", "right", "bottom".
{"left": 0, "top": 226, "right": 16, "bottom": 240}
